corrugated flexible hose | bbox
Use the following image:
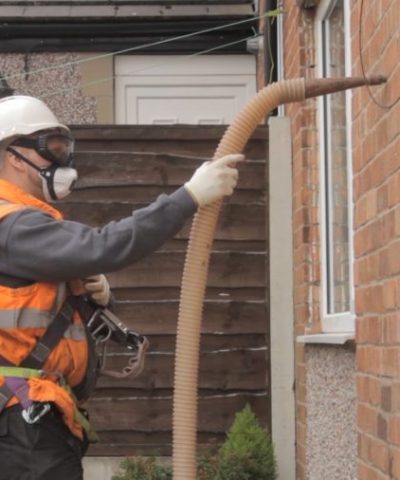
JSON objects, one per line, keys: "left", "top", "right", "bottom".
{"left": 172, "top": 75, "right": 386, "bottom": 480}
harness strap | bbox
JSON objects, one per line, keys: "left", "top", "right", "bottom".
{"left": 0, "top": 383, "right": 14, "bottom": 411}
{"left": 0, "top": 366, "right": 99, "bottom": 442}
{"left": 0, "top": 296, "right": 98, "bottom": 441}
{"left": 0, "top": 355, "right": 30, "bottom": 410}
{"left": 22, "top": 299, "right": 75, "bottom": 369}
{"left": 67, "top": 296, "right": 100, "bottom": 401}
{"left": 0, "top": 298, "right": 75, "bottom": 411}
{"left": 0, "top": 365, "right": 42, "bottom": 410}
{"left": 59, "top": 378, "right": 99, "bottom": 443}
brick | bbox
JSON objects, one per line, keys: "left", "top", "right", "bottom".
{"left": 389, "top": 416, "right": 400, "bottom": 446}
{"left": 356, "top": 285, "right": 385, "bottom": 315}
{"left": 384, "top": 138, "right": 400, "bottom": 179}
{"left": 369, "top": 436, "right": 390, "bottom": 472}
{"left": 384, "top": 241, "right": 400, "bottom": 276}
{"left": 394, "top": 205, "right": 400, "bottom": 237}
{"left": 357, "top": 316, "right": 381, "bottom": 344}
{"left": 296, "top": 421, "right": 306, "bottom": 444}
{"left": 377, "top": 184, "right": 388, "bottom": 214}
{"left": 296, "top": 440, "right": 306, "bottom": 466}
{"left": 359, "top": 432, "right": 369, "bottom": 462}
{"left": 381, "top": 385, "right": 392, "bottom": 413}
{"left": 381, "top": 348, "right": 400, "bottom": 378}
{"left": 358, "top": 402, "right": 379, "bottom": 436}
{"left": 357, "top": 346, "right": 382, "bottom": 375}
{"left": 358, "top": 375, "right": 381, "bottom": 405}
{"left": 377, "top": 414, "right": 388, "bottom": 441}
{"left": 391, "top": 447, "right": 400, "bottom": 479}
{"left": 296, "top": 403, "right": 307, "bottom": 425}
{"left": 296, "top": 362, "right": 306, "bottom": 385}
{"left": 354, "top": 222, "right": 381, "bottom": 258}
{"left": 378, "top": 247, "right": 391, "bottom": 278}
{"left": 392, "top": 384, "right": 400, "bottom": 412}
{"left": 354, "top": 254, "right": 380, "bottom": 285}
{"left": 358, "top": 460, "right": 388, "bottom": 480}
{"left": 382, "top": 314, "right": 400, "bottom": 344}
{"left": 382, "top": 279, "right": 398, "bottom": 311}
{"left": 296, "top": 460, "right": 305, "bottom": 480}
{"left": 387, "top": 171, "right": 400, "bottom": 208}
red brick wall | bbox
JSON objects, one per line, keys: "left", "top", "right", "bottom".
{"left": 282, "top": 0, "right": 399, "bottom": 478}
{"left": 282, "top": 3, "right": 319, "bottom": 479}
{"left": 352, "top": 0, "right": 400, "bottom": 478}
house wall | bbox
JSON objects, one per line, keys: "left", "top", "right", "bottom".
{"left": 352, "top": 0, "right": 400, "bottom": 478}
{"left": 280, "top": 0, "right": 400, "bottom": 479}
{"left": 281, "top": 4, "right": 355, "bottom": 479}
{"left": 0, "top": 53, "right": 110, "bottom": 123}
{"left": 281, "top": 2, "right": 359, "bottom": 479}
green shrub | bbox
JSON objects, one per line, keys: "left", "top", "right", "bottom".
{"left": 111, "top": 456, "right": 172, "bottom": 480}
{"left": 215, "top": 404, "right": 276, "bottom": 480}
{"left": 112, "top": 405, "right": 276, "bottom": 480}
{"left": 197, "top": 447, "right": 219, "bottom": 480}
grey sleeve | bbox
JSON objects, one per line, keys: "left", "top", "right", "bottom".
{"left": 0, "top": 187, "right": 197, "bottom": 282}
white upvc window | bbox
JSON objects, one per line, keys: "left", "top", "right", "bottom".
{"left": 316, "top": 0, "right": 355, "bottom": 334}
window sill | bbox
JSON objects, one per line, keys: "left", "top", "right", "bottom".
{"left": 296, "top": 332, "right": 355, "bottom": 345}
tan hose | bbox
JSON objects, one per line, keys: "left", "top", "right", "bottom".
{"left": 172, "top": 75, "right": 386, "bottom": 479}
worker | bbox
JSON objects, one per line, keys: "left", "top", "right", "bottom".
{"left": 0, "top": 95, "right": 243, "bottom": 480}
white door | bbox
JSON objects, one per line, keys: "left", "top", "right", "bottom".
{"left": 115, "top": 55, "right": 256, "bottom": 125}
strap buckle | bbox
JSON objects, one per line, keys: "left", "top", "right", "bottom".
{"left": 21, "top": 402, "right": 51, "bottom": 424}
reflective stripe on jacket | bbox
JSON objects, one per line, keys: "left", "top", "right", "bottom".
{"left": 0, "top": 180, "right": 88, "bottom": 439}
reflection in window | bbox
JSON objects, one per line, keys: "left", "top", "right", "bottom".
{"left": 321, "top": 1, "right": 350, "bottom": 314}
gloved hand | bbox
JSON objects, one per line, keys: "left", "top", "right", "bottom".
{"left": 83, "top": 274, "right": 111, "bottom": 307}
{"left": 184, "top": 153, "right": 244, "bottom": 207}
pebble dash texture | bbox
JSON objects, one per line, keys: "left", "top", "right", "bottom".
{"left": 305, "top": 345, "right": 357, "bottom": 480}
{"left": 0, "top": 53, "right": 97, "bottom": 124}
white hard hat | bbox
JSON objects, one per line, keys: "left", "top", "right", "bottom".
{"left": 0, "top": 95, "right": 70, "bottom": 143}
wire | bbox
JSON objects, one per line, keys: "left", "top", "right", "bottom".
{"left": 79, "top": 150, "right": 213, "bottom": 163}
{"left": 359, "top": 0, "right": 399, "bottom": 109}
{"left": 2, "top": 11, "right": 280, "bottom": 84}
{"left": 38, "top": 11, "right": 283, "bottom": 100}
{"left": 39, "top": 32, "right": 259, "bottom": 100}
{"left": 266, "top": 13, "right": 275, "bottom": 85}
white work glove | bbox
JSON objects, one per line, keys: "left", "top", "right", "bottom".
{"left": 83, "top": 274, "right": 111, "bottom": 307}
{"left": 184, "top": 153, "right": 244, "bottom": 207}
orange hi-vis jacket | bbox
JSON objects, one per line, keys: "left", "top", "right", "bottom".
{"left": 0, "top": 180, "right": 88, "bottom": 439}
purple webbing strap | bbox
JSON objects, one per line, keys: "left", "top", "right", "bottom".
{"left": 4, "top": 377, "right": 32, "bottom": 409}
{"left": 0, "top": 355, "right": 32, "bottom": 410}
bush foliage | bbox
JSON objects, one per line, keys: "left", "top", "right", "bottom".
{"left": 112, "top": 457, "right": 172, "bottom": 480}
{"left": 214, "top": 404, "right": 276, "bottom": 480}
{"left": 112, "top": 404, "right": 276, "bottom": 480}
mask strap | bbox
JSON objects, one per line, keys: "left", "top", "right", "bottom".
{"left": 7, "top": 147, "right": 42, "bottom": 173}
{"left": 7, "top": 147, "right": 58, "bottom": 201}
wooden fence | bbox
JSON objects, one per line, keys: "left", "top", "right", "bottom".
{"left": 60, "top": 125, "right": 269, "bottom": 456}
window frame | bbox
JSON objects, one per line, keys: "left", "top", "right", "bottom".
{"left": 315, "top": 0, "right": 355, "bottom": 333}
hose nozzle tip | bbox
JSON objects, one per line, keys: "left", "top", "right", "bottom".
{"left": 366, "top": 75, "right": 387, "bottom": 85}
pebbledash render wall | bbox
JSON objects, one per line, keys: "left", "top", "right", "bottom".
{"left": 0, "top": 53, "right": 113, "bottom": 124}
{"left": 281, "top": 1, "right": 400, "bottom": 479}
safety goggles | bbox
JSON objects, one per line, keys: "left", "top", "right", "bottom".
{"left": 11, "top": 132, "right": 74, "bottom": 167}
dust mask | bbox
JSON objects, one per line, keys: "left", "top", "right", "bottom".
{"left": 7, "top": 146, "right": 78, "bottom": 202}
{"left": 37, "top": 163, "right": 77, "bottom": 202}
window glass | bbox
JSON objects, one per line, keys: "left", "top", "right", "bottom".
{"left": 321, "top": 1, "right": 351, "bottom": 314}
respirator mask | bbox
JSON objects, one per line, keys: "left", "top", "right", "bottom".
{"left": 7, "top": 132, "right": 77, "bottom": 202}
